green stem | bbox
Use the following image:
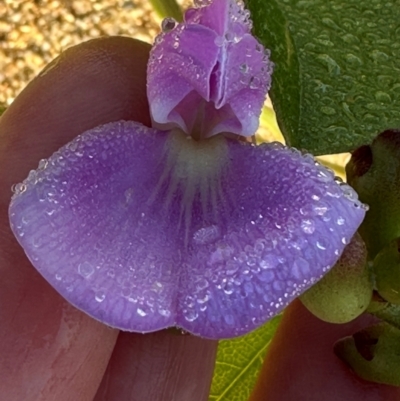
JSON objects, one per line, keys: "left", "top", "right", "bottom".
{"left": 149, "top": 0, "right": 183, "bottom": 21}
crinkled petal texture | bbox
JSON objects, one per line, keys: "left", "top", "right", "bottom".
{"left": 147, "top": 0, "right": 272, "bottom": 138}
{"left": 9, "top": 121, "right": 365, "bottom": 339}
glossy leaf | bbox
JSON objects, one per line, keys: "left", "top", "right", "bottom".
{"left": 209, "top": 315, "right": 281, "bottom": 401}
{"left": 248, "top": 0, "right": 400, "bottom": 155}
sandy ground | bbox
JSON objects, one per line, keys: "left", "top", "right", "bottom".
{"left": 0, "top": 0, "right": 188, "bottom": 108}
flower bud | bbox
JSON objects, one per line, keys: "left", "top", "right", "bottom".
{"left": 334, "top": 322, "right": 400, "bottom": 386}
{"left": 300, "top": 233, "right": 372, "bottom": 324}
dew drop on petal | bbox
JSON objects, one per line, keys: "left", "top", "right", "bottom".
{"left": 184, "top": 309, "right": 198, "bottom": 322}
{"left": 161, "top": 17, "right": 177, "bottom": 32}
{"left": 292, "top": 258, "right": 310, "bottom": 280}
{"left": 193, "top": 225, "right": 221, "bottom": 245}
{"left": 158, "top": 308, "right": 171, "bottom": 317}
{"left": 38, "top": 159, "right": 48, "bottom": 170}
{"left": 316, "top": 239, "right": 327, "bottom": 250}
{"left": 301, "top": 219, "right": 315, "bottom": 234}
{"left": 78, "top": 261, "right": 94, "bottom": 278}
{"left": 336, "top": 216, "right": 345, "bottom": 225}
{"left": 137, "top": 307, "right": 147, "bottom": 317}
{"left": 240, "top": 63, "right": 249, "bottom": 73}
{"left": 95, "top": 290, "right": 106, "bottom": 303}
{"left": 224, "top": 314, "right": 235, "bottom": 326}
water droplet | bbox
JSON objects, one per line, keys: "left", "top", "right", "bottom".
{"left": 375, "top": 91, "right": 392, "bottom": 103}
{"left": 124, "top": 188, "right": 133, "bottom": 204}
{"left": 259, "top": 254, "right": 278, "bottom": 269}
{"left": 158, "top": 308, "right": 171, "bottom": 317}
{"left": 249, "top": 76, "right": 260, "bottom": 89}
{"left": 172, "top": 41, "right": 179, "bottom": 49}
{"left": 240, "top": 63, "right": 249, "bottom": 73}
{"left": 193, "top": 225, "right": 220, "bottom": 245}
{"left": 38, "top": 158, "right": 48, "bottom": 170}
{"left": 341, "top": 33, "right": 359, "bottom": 44}
{"left": 226, "top": 261, "right": 238, "bottom": 275}
{"left": 161, "top": 17, "right": 177, "bottom": 32}
{"left": 12, "top": 183, "right": 27, "bottom": 195}
{"left": 45, "top": 208, "right": 55, "bottom": 216}
{"left": 340, "top": 183, "right": 358, "bottom": 201}
{"left": 292, "top": 258, "right": 310, "bottom": 279}
{"left": 345, "top": 53, "right": 362, "bottom": 66}
{"left": 336, "top": 216, "right": 345, "bottom": 225}
{"left": 316, "top": 166, "right": 334, "bottom": 182}
{"left": 316, "top": 239, "right": 327, "bottom": 250}
{"left": 137, "top": 307, "right": 147, "bottom": 317}
{"left": 320, "top": 106, "right": 336, "bottom": 115}
{"left": 195, "top": 278, "right": 209, "bottom": 290}
{"left": 197, "top": 292, "right": 210, "bottom": 304}
{"left": 342, "top": 237, "right": 348, "bottom": 245}
{"left": 214, "top": 36, "right": 224, "bottom": 46}
{"left": 313, "top": 203, "right": 329, "bottom": 216}
{"left": 273, "top": 280, "right": 285, "bottom": 291}
{"left": 184, "top": 309, "right": 198, "bottom": 322}
{"left": 370, "top": 50, "right": 389, "bottom": 62}
{"left": 55, "top": 273, "right": 62, "bottom": 281}
{"left": 78, "top": 261, "right": 94, "bottom": 278}
{"left": 223, "top": 281, "right": 234, "bottom": 295}
{"left": 317, "top": 54, "right": 340, "bottom": 75}
{"left": 258, "top": 269, "right": 275, "bottom": 283}
{"left": 224, "top": 314, "right": 235, "bottom": 325}
{"left": 95, "top": 290, "right": 106, "bottom": 303}
{"left": 301, "top": 219, "right": 315, "bottom": 234}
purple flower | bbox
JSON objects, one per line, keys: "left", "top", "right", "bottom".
{"left": 8, "top": 0, "right": 365, "bottom": 339}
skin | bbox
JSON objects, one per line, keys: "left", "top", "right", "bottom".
{"left": 0, "top": 36, "right": 398, "bottom": 400}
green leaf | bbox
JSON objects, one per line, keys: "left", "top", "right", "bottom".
{"left": 209, "top": 315, "right": 281, "bottom": 401}
{"left": 248, "top": 0, "right": 400, "bottom": 155}
{"left": 149, "top": 0, "right": 183, "bottom": 21}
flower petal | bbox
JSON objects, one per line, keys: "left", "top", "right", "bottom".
{"left": 147, "top": 0, "right": 272, "bottom": 138}
{"left": 9, "top": 122, "right": 365, "bottom": 339}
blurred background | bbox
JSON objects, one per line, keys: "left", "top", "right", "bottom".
{"left": 0, "top": 0, "right": 194, "bottom": 109}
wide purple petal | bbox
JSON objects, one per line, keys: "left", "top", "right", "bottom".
{"left": 147, "top": 0, "right": 272, "bottom": 138}
{"left": 9, "top": 121, "right": 365, "bottom": 339}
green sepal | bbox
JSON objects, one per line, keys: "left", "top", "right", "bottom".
{"left": 367, "top": 293, "right": 400, "bottom": 331}
{"left": 347, "top": 130, "right": 400, "bottom": 258}
{"left": 373, "top": 238, "right": 400, "bottom": 304}
{"left": 300, "top": 233, "right": 372, "bottom": 324}
{"left": 334, "top": 322, "right": 400, "bottom": 386}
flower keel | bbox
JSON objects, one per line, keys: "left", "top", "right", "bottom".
{"left": 147, "top": 0, "right": 272, "bottom": 138}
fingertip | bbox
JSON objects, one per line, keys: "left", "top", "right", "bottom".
{"left": 249, "top": 300, "right": 399, "bottom": 401}
{"left": 0, "top": 36, "right": 152, "bottom": 189}
{"left": 93, "top": 330, "right": 218, "bottom": 401}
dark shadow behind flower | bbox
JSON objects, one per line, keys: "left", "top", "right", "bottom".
{"left": 8, "top": 0, "right": 366, "bottom": 339}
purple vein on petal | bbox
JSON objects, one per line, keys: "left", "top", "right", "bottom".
{"left": 9, "top": 121, "right": 366, "bottom": 339}
{"left": 147, "top": 0, "right": 273, "bottom": 138}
